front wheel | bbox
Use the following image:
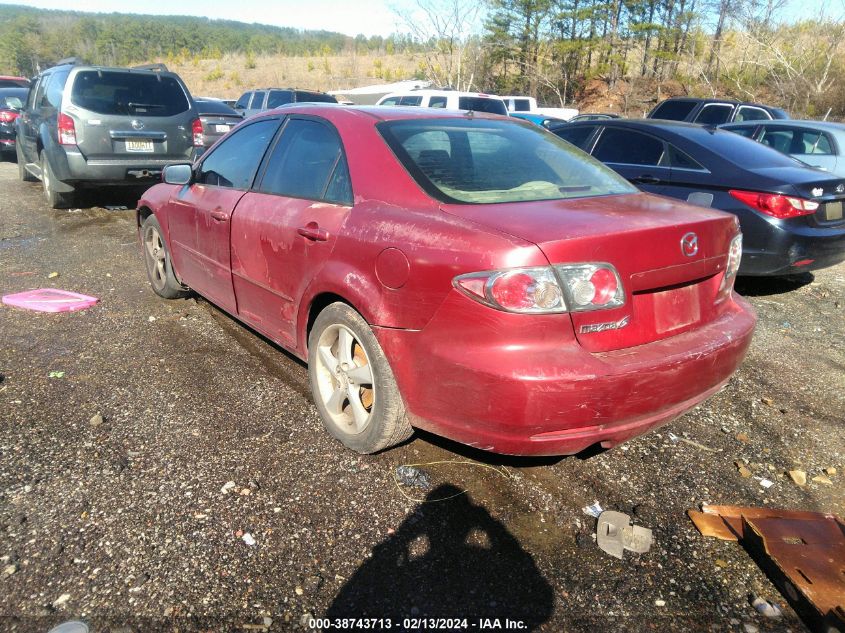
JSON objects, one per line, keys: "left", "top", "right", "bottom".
{"left": 141, "top": 214, "right": 189, "bottom": 299}
{"left": 308, "top": 302, "right": 412, "bottom": 454}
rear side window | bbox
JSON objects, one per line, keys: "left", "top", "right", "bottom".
{"left": 736, "top": 106, "right": 771, "bottom": 122}
{"left": 250, "top": 91, "right": 267, "bottom": 109}
{"left": 199, "top": 119, "right": 279, "bottom": 189}
{"left": 554, "top": 125, "right": 596, "bottom": 149}
{"left": 457, "top": 97, "right": 507, "bottom": 115}
{"left": 295, "top": 91, "right": 336, "bottom": 104}
{"left": 593, "top": 128, "right": 665, "bottom": 166}
{"left": 725, "top": 125, "right": 757, "bottom": 138}
{"left": 70, "top": 71, "right": 190, "bottom": 116}
{"left": 429, "top": 96, "right": 447, "bottom": 108}
{"left": 650, "top": 100, "right": 696, "bottom": 121}
{"left": 760, "top": 127, "right": 833, "bottom": 155}
{"left": 399, "top": 95, "right": 422, "bottom": 106}
{"left": 694, "top": 104, "right": 733, "bottom": 125}
{"left": 258, "top": 118, "right": 351, "bottom": 204}
{"left": 235, "top": 92, "right": 252, "bottom": 109}
{"left": 267, "top": 90, "right": 294, "bottom": 108}
{"left": 378, "top": 118, "right": 635, "bottom": 204}
{"left": 513, "top": 98, "right": 532, "bottom": 112}
{"left": 668, "top": 145, "right": 706, "bottom": 170}
{"left": 33, "top": 74, "right": 50, "bottom": 108}
{"left": 44, "top": 69, "right": 69, "bottom": 108}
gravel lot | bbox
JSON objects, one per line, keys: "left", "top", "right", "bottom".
{"left": 0, "top": 160, "right": 843, "bottom": 633}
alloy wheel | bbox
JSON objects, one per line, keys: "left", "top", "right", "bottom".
{"left": 144, "top": 224, "right": 167, "bottom": 292}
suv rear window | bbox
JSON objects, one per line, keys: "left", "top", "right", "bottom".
{"left": 294, "top": 91, "right": 337, "bottom": 104}
{"left": 457, "top": 97, "right": 507, "bottom": 116}
{"left": 650, "top": 100, "right": 697, "bottom": 121}
{"left": 378, "top": 118, "right": 635, "bottom": 204}
{"left": 70, "top": 71, "right": 190, "bottom": 117}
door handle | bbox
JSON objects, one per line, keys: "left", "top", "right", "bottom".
{"left": 210, "top": 209, "right": 229, "bottom": 222}
{"left": 633, "top": 175, "right": 660, "bottom": 185}
{"left": 297, "top": 224, "right": 329, "bottom": 241}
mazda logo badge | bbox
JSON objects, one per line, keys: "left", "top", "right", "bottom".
{"left": 681, "top": 232, "right": 699, "bottom": 257}
{"left": 131, "top": 119, "right": 144, "bottom": 130}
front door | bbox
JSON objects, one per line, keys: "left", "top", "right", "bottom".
{"left": 167, "top": 117, "right": 280, "bottom": 314}
{"left": 230, "top": 116, "right": 354, "bottom": 348}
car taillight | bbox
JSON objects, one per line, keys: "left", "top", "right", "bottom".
{"left": 57, "top": 112, "right": 76, "bottom": 145}
{"left": 453, "top": 263, "right": 624, "bottom": 314}
{"left": 192, "top": 118, "right": 204, "bottom": 147}
{"left": 729, "top": 189, "right": 818, "bottom": 219}
{"left": 0, "top": 109, "right": 19, "bottom": 123}
{"left": 718, "top": 233, "right": 742, "bottom": 298}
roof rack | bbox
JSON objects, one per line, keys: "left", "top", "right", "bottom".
{"left": 132, "top": 63, "right": 169, "bottom": 72}
{"left": 55, "top": 57, "right": 81, "bottom": 66}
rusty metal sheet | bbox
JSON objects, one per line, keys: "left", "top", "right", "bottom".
{"left": 687, "top": 510, "right": 738, "bottom": 541}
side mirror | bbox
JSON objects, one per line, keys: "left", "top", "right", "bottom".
{"left": 163, "top": 163, "right": 192, "bottom": 185}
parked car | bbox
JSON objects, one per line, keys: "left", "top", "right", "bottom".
{"left": 720, "top": 120, "right": 845, "bottom": 176}
{"left": 569, "top": 113, "right": 620, "bottom": 122}
{"left": 508, "top": 112, "right": 568, "bottom": 129}
{"left": 193, "top": 97, "right": 243, "bottom": 157}
{"left": 233, "top": 88, "right": 337, "bottom": 117}
{"left": 0, "top": 87, "right": 28, "bottom": 158}
{"left": 16, "top": 60, "right": 200, "bottom": 208}
{"left": 499, "top": 94, "right": 579, "bottom": 120}
{"left": 375, "top": 90, "right": 508, "bottom": 115}
{"left": 0, "top": 75, "right": 30, "bottom": 88}
{"left": 137, "top": 105, "right": 755, "bottom": 456}
{"left": 554, "top": 119, "right": 845, "bottom": 276}
{"left": 648, "top": 97, "right": 789, "bottom": 125}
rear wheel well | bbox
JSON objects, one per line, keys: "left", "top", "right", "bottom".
{"left": 137, "top": 206, "right": 153, "bottom": 228}
{"left": 306, "top": 293, "right": 361, "bottom": 352}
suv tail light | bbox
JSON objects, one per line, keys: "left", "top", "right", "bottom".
{"left": 0, "top": 109, "right": 19, "bottom": 123}
{"left": 192, "top": 118, "right": 204, "bottom": 147}
{"left": 729, "top": 189, "right": 818, "bottom": 219}
{"left": 57, "top": 112, "right": 76, "bottom": 145}
{"left": 453, "top": 263, "right": 624, "bottom": 314}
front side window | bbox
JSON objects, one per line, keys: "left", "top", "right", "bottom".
{"left": 694, "top": 104, "right": 734, "bottom": 125}
{"left": 234, "top": 92, "right": 252, "bottom": 109}
{"left": 592, "top": 128, "right": 665, "bottom": 166}
{"left": 258, "top": 118, "right": 351, "bottom": 204}
{"left": 198, "top": 119, "right": 279, "bottom": 189}
{"left": 379, "top": 97, "right": 400, "bottom": 106}
{"left": 398, "top": 95, "right": 423, "bottom": 106}
{"left": 70, "top": 71, "right": 190, "bottom": 116}
{"left": 736, "top": 106, "right": 772, "bottom": 122}
{"left": 378, "top": 118, "right": 635, "bottom": 204}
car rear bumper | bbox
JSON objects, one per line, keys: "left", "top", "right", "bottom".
{"left": 740, "top": 222, "right": 845, "bottom": 275}
{"left": 53, "top": 147, "right": 195, "bottom": 185}
{"left": 375, "top": 291, "right": 756, "bottom": 456}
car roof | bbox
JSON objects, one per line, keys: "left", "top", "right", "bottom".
{"left": 721, "top": 119, "right": 845, "bottom": 131}
{"left": 253, "top": 103, "right": 511, "bottom": 123}
{"left": 565, "top": 117, "right": 746, "bottom": 141}
{"left": 379, "top": 90, "right": 503, "bottom": 99}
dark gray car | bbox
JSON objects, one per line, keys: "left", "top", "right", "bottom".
{"left": 16, "top": 60, "right": 199, "bottom": 208}
{"left": 233, "top": 88, "right": 336, "bottom": 118}
{"left": 193, "top": 98, "right": 243, "bottom": 157}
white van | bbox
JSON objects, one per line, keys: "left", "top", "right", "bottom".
{"left": 375, "top": 90, "right": 508, "bottom": 116}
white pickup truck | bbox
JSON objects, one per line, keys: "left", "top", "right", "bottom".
{"left": 500, "top": 96, "right": 579, "bottom": 121}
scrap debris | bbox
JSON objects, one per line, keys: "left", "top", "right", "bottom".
{"left": 688, "top": 505, "right": 845, "bottom": 633}
{"left": 596, "top": 510, "right": 652, "bottom": 559}
{"left": 2, "top": 288, "right": 99, "bottom": 313}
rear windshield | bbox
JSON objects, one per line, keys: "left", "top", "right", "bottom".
{"left": 378, "top": 118, "right": 636, "bottom": 204}
{"left": 70, "top": 70, "right": 190, "bottom": 117}
{"left": 195, "top": 99, "right": 239, "bottom": 115}
{"left": 295, "top": 91, "right": 337, "bottom": 104}
{"left": 650, "top": 100, "right": 697, "bottom": 121}
{"left": 457, "top": 97, "right": 508, "bottom": 116}
{"left": 0, "top": 88, "right": 28, "bottom": 109}
{"left": 695, "top": 128, "right": 802, "bottom": 169}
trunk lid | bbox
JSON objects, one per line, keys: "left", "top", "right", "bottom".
{"left": 441, "top": 192, "right": 739, "bottom": 352}
{"left": 742, "top": 168, "right": 845, "bottom": 226}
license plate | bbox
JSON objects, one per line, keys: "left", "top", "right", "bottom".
{"left": 824, "top": 201, "right": 843, "bottom": 221}
{"left": 214, "top": 124, "right": 230, "bottom": 133}
{"left": 126, "top": 139, "right": 153, "bottom": 152}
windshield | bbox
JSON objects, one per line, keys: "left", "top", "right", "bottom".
{"left": 378, "top": 118, "right": 637, "bottom": 204}
{"left": 70, "top": 70, "right": 190, "bottom": 117}
{"left": 457, "top": 96, "right": 507, "bottom": 116}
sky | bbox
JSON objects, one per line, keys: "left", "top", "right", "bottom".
{"left": 1, "top": 0, "right": 413, "bottom": 37}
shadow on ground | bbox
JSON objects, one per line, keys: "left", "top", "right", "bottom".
{"left": 735, "top": 272, "right": 814, "bottom": 297}
{"left": 326, "top": 484, "right": 555, "bottom": 629}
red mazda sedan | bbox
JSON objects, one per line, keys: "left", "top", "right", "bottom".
{"left": 137, "top": 105, "right": 756, "bottom": 455}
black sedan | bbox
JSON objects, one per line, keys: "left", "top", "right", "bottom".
{"left": 0, "top": 87, "right": 27, "bottom": 159}
{"left": 555, "top": 119, "right": 845, "bottom": 276}
{"left": 193, "top": 98, "right": 243, "bottom": 157}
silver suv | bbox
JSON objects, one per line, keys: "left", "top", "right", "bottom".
{"left": 16, "top": 60, "right": 199, "bottom": 208}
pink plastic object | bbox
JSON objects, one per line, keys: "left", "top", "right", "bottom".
{"left": 2, "top": 288, "right": 99, "bottom": 313}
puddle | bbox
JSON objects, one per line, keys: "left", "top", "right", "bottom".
{"left": 0, "top": 235, "right": 44, "bottom": 250}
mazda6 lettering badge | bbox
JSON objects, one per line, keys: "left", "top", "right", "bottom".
{"left": 681, "top": 232, "right": 699, "bottom": 257}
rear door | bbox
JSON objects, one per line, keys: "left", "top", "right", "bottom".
{"left": 66, "top": 69, "right": 194, "bottom": 161}
{"left": 590, "top": 127, "right": 673, "bottom": 194}
{"left": 230, "top": 116, "right": 353, "bottom": 347}
{"left": 167, "top": 117, "right": 280, "bottom": 313}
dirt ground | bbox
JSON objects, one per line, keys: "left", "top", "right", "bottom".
{"left": 0, "top": 160, "right": 843, "bottom": 633}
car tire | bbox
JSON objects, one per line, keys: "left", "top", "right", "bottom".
{"left": 40, "top": 150, "right": 74, "bottom": 208}
{"left": 17, "top": 144, "right": 36, "bottom": 181}
{"left": 141, "top": 214, "right": 190, "bottom": 299}
{"left": 308, "top": 302, "right": 413, "bottom": 454}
